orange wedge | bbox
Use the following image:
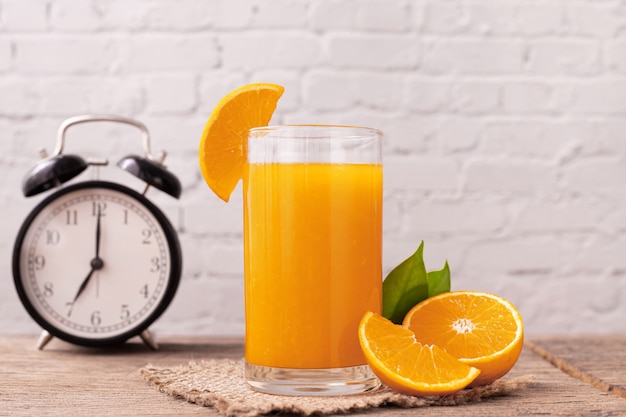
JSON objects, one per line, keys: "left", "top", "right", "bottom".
{"left": 403, "top": 291, "right": 524, "bottom": 387}
{"left": 358, "top": 311, "right": 480, "bottom": 396}
{"left": 198, "top": 83, "right": 284, "bottom": 202}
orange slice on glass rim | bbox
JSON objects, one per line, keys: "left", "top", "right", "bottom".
{"left": 198, "top": 83, "right": 284, "bottom": 202}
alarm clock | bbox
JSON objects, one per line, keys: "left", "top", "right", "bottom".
{"left": 12, "top": 115, "right": 182, "bottom": 350}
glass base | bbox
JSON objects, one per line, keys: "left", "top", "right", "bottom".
{"left": 245, "top": 362, "right": 381, "bottom": 396}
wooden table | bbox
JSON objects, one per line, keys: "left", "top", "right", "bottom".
{"left": 1, "top": 335, "right": 625, "bottom": 416}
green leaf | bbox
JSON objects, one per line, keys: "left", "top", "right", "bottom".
{"left": 382, "top": 241, "right": 429, "bottom": 324}
{"left": 427, "top": 260, "right": 450, "bottom": 297}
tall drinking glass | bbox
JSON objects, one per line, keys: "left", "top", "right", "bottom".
{"left": 243, "top": 125, "right": 383, "bottom": 396}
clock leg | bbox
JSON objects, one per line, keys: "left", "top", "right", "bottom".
{"left": 139, "top": 329, "right": 158, "bottom": 350}
{"left": 36, "top": 330, "right": 54, "bottom": 350}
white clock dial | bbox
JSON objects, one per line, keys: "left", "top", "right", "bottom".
{"left": 13, "top": 181, "right": 181, "bottom": 345}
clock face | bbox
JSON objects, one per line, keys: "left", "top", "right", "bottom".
{"left": 12, "top": 181, "right": 181, "bottom": 346}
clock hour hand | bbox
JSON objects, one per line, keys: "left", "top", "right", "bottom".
{"left": 72, "top": 267, "right": 95, "bottom": 303}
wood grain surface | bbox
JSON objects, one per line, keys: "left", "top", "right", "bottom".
{"left": 527, "top": 335, "right": 626, "bottom": 399}
{"left": 1, "top": 335, "right": 625, "bottom": 416}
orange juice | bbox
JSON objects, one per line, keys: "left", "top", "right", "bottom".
{"left": 243, "top": 162, "right": 382, "bottom": 369}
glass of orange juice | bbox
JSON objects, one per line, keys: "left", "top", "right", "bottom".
{"left": 243, "top": 125, "right": 383, "bottom": 396}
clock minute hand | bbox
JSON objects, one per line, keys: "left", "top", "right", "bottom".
{"left": 73, "top": 207, "right": 104, "bottom": 303}
{"left": 95, "top": 205, "right": 102, "bottom": 258}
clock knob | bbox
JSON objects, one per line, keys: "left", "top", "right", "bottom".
{"left": 117, "top": 154, "right": 182, "bottom": 199}
{"left": 22, "top": 154, "right": 88, "bottom": 197}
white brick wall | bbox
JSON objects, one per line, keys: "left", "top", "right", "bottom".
{"left": 0, "top": 0, "right": 625, "bottom": 339}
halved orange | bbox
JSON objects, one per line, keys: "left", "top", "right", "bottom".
{"left": 403, "top": 291, "right": 524, "bottom": 387}
{"left": 358, "top": 311, "right": 480, "bottom": 396}
{"left": 198, "top": 83, "right": 284, "bottom": 202}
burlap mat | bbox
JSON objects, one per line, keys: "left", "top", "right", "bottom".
{"left": 139, "top": 359, "right": 532, "bottom": 416}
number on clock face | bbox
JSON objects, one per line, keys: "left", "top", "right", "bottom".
{"left": 16, "top": 185, "right": 173, "bottom": 340}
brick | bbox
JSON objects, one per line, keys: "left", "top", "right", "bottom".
{"left": 155, "top": 276, "right": 244, "bottom": 335}
{"left": 406, "top": 201, "right": 506, "bottom": 234}
{"left": 177, "top": 234, "right": 205, "bottom": 278}
{"left": 0, "top": 164, "right": 32, "bottom": 202}
{"left": 0, "top": 77, "right": 41, "bottom": 117}
{"left": 562, "top": 158, "right": 626, "bottom": 194}
{"left": 384, "top": 155, "right": 459, "bottom": 192}
{"left": 0, "top": 293, "right": 40, "bottom": 334}
{"left": 503, "top": 274, "right": 626, "bottom": 334}
{"left": 451, "top": 80, "right": 501, "bottom": 114}
{"left": 608, "top": 40, "right": 626, "bottom": 73}
{"left": 118, "top": 34, "right": 220, "bottom": 73}
{"left": 446, "top": 3, "right": 565, "bottom": 37}
{"left": 564, "top": 2, "right": 626, "bottom": 37}
{"left": 566, "top": 235, "right": 626, "bottom": 272}
{"left": 310, "top": 0, "right": 410, "bottom": 32}
{"left": 309, "top": 0, "right": 359, "bottom": 30}
{"left": 481, "top": 120, "right": 589, "bottom": 159}
{"left": 528, "top": 40, "right": 601, "bottom": 76}
{"left": 206, "top": 244, "right": 244, "bottom": 275}
{"left": 465, "top": 237, "right": 571, "bottom": 275}
{"left": 303, "top": 71, "right": 405, "bottom": 112}
{"left": 592, "top": 120, "right": 626, "bottom": 154}
{"left": 422, "top": 1, "right": 471, "bottom": 34}
{"left": 15, "top": 36, "right": 115, "bottom": 74}
{"left": 404, "top": 78, "right": 450, "bottom": 112}
{"left": 605, "top": 203, "right": 626, "bottom": 230}
{"left": 49, "top": 0, "right": 102, "bottom": 31}
{"left": 33, "top": 76, "right": 144, "bottom": 116}
{"left": 0, "top": 39, "right": 11, "bottom": 72}
{"left": 0, "top": 118, "right": 63, "bottom": 158}
{"left": 354, "top": 72, "right": 405, "bottom": 111}
{"left": 465, "top": 159, "right": 558, "bottom": 194}
{"left": 88, "top": 0, "right": 150, "bottom": 30}
{"left": 564, "top": 81, "right": 626, "bottom": 115}
{"left": 0, "top": 120, "right": 13, "bottom": 154}
{"left": 252, "top": 0, "right": 308, "bottom": 29}
{"left": 382, "top": 196, "right": 402, "bottom": 235}
{"left": 436, "top": 116, "right": 482, "bottom": 152}
{"left": 221, "top": 33, "right": 323, "bottom": 70}
{"left": 95, "top": 0, "right": 246, "bottom": 31}
{"left": 328, "top": 34, "right": 418, "bottom": 70}
{"left": 502, "top": 81, "right": 554, "bottom": 114}
{"left": 212, "top": 0, "right": 256, "bottom": 29}
{"left": 0, "top": 0, "right": 48, "bottom": 31}
{"left": 352, "top": 0, "right": 410, "bottom": 32}
{"left": 145, "top": 74, "right": 197, "bottom": 115}
{"left": 421, "top": 39, "right": 526, "bottom": 75}
{"left": 380, "top": 115, "right": 435, "bottom": 154}
{"left": 515, "top": 3, "right": 565, "bottom": 36}
{"left": 139, "top": 114, "right": 207, "bottom": 156}
{"left": 512, "top": 202, "right": 602, "bottom": 233}
{"left": 183, "top": 194, "right": 243, "bottom": 236}
{"left": 302, "top": 71, "right": 355, "bottom": 112}
{"left": 279, "top": 109, "right": 383, "bottom": 129}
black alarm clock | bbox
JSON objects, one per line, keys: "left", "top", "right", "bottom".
{"left": 12, "top": 115, "right": 182, "bottom": 350}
